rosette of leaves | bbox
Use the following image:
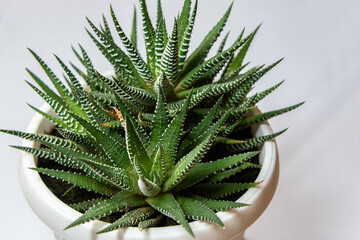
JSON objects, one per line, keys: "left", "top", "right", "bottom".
{"left": 1, "top": 0, "right": 303, "bottom": 237}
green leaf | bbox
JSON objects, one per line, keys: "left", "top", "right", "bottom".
{"left": 156, "top": 71, "right": 176, "bottom": 100}
{"left": 70, "top": 197, "right": 107, "bottom": 212}
{"left": 100, "top": 14, "right": 113, "bottom": 38}
{"left": 0, "top": 129, "right": 78, "bottom": 150}
{"left": 86, "top": 18, "right": 145, "bottom": 88}
{"left": 190, "top": 182, "right": 260, "bottom": 199}
{"left": 241, "top": 80, "right": 285, "bottom": 108}
{"left": 125, "top": 115, "right": 152, "bottom": 175}
{"left": 138, "top": 113, "right": 154, "bottom": 123}
{"left": 217, "top": 31, "right": 230, "bottom": 54}
{"left": 226, "top": 102, "right": 304, "bottom": 133}
{"left": 66, "top": 191, "right": 146, "bottom": 229}
{"left": 149, "top": 146, "right": 166, "bottom": 185}
{"left": 72, "top": 44, "right": 100, "bottom": 91}
{"left": 176, "top": 65, "right": 257, "bottom": 99}
{"left": 218, "top": 53, "right": 235, "bottom": 81}
{"left": 131, "top": 6, "right": 138, "bottom": 48}
{"left": 177, "top": 196, "right": 224, "bottom": 227}
{"left": 69, "top": 113, "right": 132, "bottom": 170}
{"left": 28, "top": 49, "right": 72, "bottom": 102}
{"left": 227, "top": 24, "right": 261, "bottom": 75}
{"left": 95, "top": 73, "right": 149, "bottom": 112}
{"left": 98, "top": 207, "right": 156, "bottom": 234}
{"left": 31, "top": 135, "right": 112, "bottom": 167}
{"left": 89, "top": 92, "right": 118, "bottom": 108}
{"left": 87, "top": 93, "right": 119, "bottom": 124}
{"left": 167, "top": 86, "right": 209, "bottom": 116}
{"left": 162, "top": 132, "right": 214, "bottom": 192}
{"left": 178, "top": 96, "right": 223, "bottom": 155}
{"left": 156, "top": 0, "right": 168, "bottom": 48}
{"left": 122, "top": 82, "right": 157, "bottom": 106}
{"left": 11, "top": 144, "right": 116, "bottom": 186}
{"left": 138, "top": 215, "right": 163, "bottom": 230}
{"left": 155, "top": 91, "right": 192, "bottom": 171}
{"left": 26, "top": 68, "right": 65, "bottom": 107}
{"left": 71, "top": 46, "right": 86, "bottom": 69}
{"left": 177, "top": 106, "right": 231, "bottom": 157}
{"left": 10, "top": 145, "right": 91, "bottom": 174}
{"left": 55, "top": 55, "right": 82, "bottom": 90}
{"left": 181, "top": 2, "right": 233, "bottom": 75}
{"left": 32, "top": 168, "right": 118, "bottom": 196}
{"left": 224, "top": 129, "right": 287, "bottom": 152}
{"left": 178, "top": 0, "right": 197, "bottom": 69}
{"left": 173, "top": 151, "right": 259, "bottom": 192}
{"left": 54, "top": 55, "right": 90, "bottom": 120}
{"left": 110, "top": 5, "right": 154, "bottom": 84}
{"left": 146, "top": 193, "right": 194, "bottom": 237}
{"left": 139, "top": 0, "right": 156, "bottom": 72}
{"left": 101, "top": 120, "right": 124, "bottom": 130}
{"left": 156, "top": 0, "right": 168, "bottom": 51}
{"left": 193, "top": 54, "right": 229, "bottom": 85}
{"left": 155, "top": 18, "right": 166, "bottom": 76}
{"left": 223, "top": 59, "right": 283, "bottom": 108}
{"left": 176, "top": 29, "right": 250, "bottom": 91}
{"left": 194, "top": 197, "right": 249, "bottom": 211}
{"left": 205, "top": 162, "right": 260, "bottom": 183}
{"left": 148, "top": 86, "right": 169, "bottom": 153}
{"left": 25, "top": 81, "right": 84, "bottom": 133}
{"left": 177, "top": 0, "right": 191, "bottom": 44}
{"left": 111, "top": 77, "right": 156, "bottom": 109}
{"left": 39, "top": 118, "right": 62, "bottom": 139}
{"left": 76, "top": 157, "right": 140, "bottom": 193}
{"left": 226, "top": 106, "right": 256, "bottom": 122}
{"left": 162, "top": 19, "right": 168, "bottom": 51}
{"left": 161, "top": 20, "right": 179, "bottom": 84}
{"left": 214, "top": 136, "right": 246, "bottom": 145}
{"left": 219, "top": 61, "right": 250, "bottom": 83}
{"left": 102, "top": 83, "right": 150, "bottom": 145}
{"left": 156, "top": 0, "right": 164, "bottom": 27}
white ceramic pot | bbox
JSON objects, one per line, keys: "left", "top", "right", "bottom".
{"left": 19, "top": 104, "right": 279, "bottom": 240}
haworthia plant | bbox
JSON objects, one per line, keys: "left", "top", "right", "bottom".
{"left": 2, "top": 0, "right": 302, "bottom": 238}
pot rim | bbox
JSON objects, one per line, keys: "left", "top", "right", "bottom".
{"left": 19, "top": 104, "right": 279, "bottom": 240}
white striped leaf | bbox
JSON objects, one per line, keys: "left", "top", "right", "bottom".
{"left": 110, "top": 6, "right": 154, "bottom": 84}
{"left": 66, "top": 191, "right": 146, "bottom": 229}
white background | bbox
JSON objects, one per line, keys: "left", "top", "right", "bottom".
{"left": 1, "top": 0, "right": 359, "bottom": 239}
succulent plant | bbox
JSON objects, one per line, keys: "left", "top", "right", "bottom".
{"left": 1, "top": 0, "right": 303, "bottom": 237}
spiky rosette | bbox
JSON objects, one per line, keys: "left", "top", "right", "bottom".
{"left": 1, "top": 0, "right": 303, "bottom": 237}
